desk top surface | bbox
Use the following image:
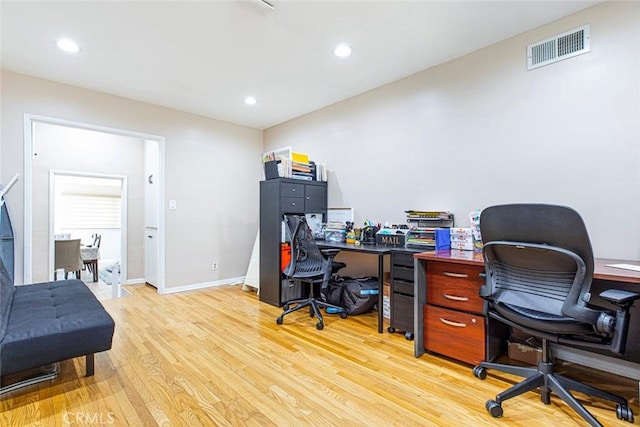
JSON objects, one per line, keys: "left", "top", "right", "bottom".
{"left": 317, "top": 241, "right": 393, "bottom": 254}
{"left": 415, "top": 250, "right": 640, "bottom": 284}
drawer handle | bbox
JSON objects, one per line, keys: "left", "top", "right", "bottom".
{"left": 443, "top": 272, "right": 468, "bottom": 278}
{"left": 439, "top": 318, "right": 467, "bottom": 328}
{"left": 443, "top": 293, "right": 469, "bottom": 302}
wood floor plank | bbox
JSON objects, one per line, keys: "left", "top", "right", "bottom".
{"left": 1, "top": 283, "right": 637, "bottom": 426}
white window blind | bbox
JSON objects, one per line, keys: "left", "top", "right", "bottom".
{"left": 58, "top": 194, "right": 121, "bottom": 229}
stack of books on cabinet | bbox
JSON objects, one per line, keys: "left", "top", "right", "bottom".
{"left": 262, "top": 147, "right": 327, "bottom": 181}
{"left": 405, "top": 210, "right": 454, "bottom": 250}
{"left": 291, "top": 152, "right": 315, "bottom": 181}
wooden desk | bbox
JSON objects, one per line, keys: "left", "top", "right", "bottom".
{"left": 318, "top": 242, "right": 393, "bottom": 333}
{"left": 413, "top": 250, "right": 640, "bottom": 363}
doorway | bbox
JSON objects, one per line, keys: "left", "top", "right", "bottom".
{"left": 23, "top": 114, "right": 165, "bottom": 296}
{"left": 50, "top": 172, "right": 127, "bottom": 299}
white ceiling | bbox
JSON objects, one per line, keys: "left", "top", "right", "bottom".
{"left": 1, "top": 1, "right": 601, "bottom": 130}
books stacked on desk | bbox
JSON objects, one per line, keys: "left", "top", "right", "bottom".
{"left": 405, "top": 210, "right": 454, "bottom": 250}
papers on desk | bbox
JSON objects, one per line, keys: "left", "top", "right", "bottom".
{"left": 605, "top": 263, "right": 640, "bottom": 272}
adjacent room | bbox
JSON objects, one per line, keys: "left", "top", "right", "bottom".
{"left": 0, "top": 1, "right": 638, "bottom": 426}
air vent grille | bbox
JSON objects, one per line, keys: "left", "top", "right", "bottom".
{"left": 527, "top": 25, "right": 590, "bottom": 70}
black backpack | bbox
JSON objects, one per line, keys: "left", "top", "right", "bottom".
{"left": 324, "top": 276, "right": 379, "bottom": 315}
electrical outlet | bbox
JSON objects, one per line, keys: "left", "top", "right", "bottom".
{"left": 212, "top": 261, "right": 218, "bottom": 271}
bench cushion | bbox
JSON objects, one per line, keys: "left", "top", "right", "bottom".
{"left": 1, "top": 279, "right": 115, "bottom": 376}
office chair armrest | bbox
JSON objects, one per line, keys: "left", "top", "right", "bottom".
{"left": 599, "top": 289, "right": 640, "bottom": 308}
{"left": 598, "top": 289, "right": 640, "bottom": 354}
{"left": 320, "top": 249, "right": 341, "bottom": 260}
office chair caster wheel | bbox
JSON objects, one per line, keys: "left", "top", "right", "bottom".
{"left": 473, "top": 366, "right": 487, "bottom": 380}
{"left": 404, "top": 332, "right": 414, "bottom": 340}
{"left": 276, "top": 317, "right": 283, "bottom": 325}
{"left": 340, "top": 311, "right": 347, "bottom": 319}
{"left": 283, "top": 304, "right": 290, "bottom": 311}
{"left": 316, "top": 322, "right": 324, "bottom": 330}
{"left": 616, "top": 405, "right": 634, "bottom": 423}
{"left": 387, "top": 327, "right": 395, "bottom": 333}
{"left": 485, "top": 400, "right": 502, "bottom": 418}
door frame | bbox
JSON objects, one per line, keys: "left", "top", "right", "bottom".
{"left": 49, "top": 170, "right": 128, "bottom": 299}
{"left": 23, "top": 114, "right": 166, "bottom": 294}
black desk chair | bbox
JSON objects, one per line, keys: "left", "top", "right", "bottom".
{"left": 276, "top": 215, "right": 347, "bottom": 330}
{"left": 473, "top": 204, "right": 639, "bottom": 426}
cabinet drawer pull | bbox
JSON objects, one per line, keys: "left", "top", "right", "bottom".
{"left": 443, "top": 271, "right": 468, "bottom": 278}
{"left": 439, "top": 318, "right": 467, "bottom": 328}
{"left": 443, "top": 293, "right": 468, "bottom": 302}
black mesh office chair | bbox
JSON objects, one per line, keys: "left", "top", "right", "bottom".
{"left": 472, "top": 204, "right": 639, "bottom": 426}
{"left": 276, "top": 215, "right": 347, "bottom": 330}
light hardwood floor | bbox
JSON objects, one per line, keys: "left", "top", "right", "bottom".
{"left": 1, "top": 284, "right": 637, "bottom": 426}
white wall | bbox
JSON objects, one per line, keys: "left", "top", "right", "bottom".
{"left": 33, "top": 122, "right": 142, "bottom": 282}
{"left": 265, "top": 1, "right": 640, "bottom": 261}
{"left": 0, "top": 71, "right": 263, "bottom": 287}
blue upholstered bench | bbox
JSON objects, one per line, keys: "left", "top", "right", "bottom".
{"left": 0, "top": 256, "right": 115, "bottom": 394}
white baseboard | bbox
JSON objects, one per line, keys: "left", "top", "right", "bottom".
{"left": 552, "top": 344, "right": 640, "bottom": 380}
{"left": 159, "top": 276, "right": 245, "bottom": 295}
{"left": 126, "top": 277, "right": 145, "bottom": 285}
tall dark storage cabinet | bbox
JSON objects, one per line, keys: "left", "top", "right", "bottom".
{"left": 259, "top": 178, "right": 327, "bottom": 306}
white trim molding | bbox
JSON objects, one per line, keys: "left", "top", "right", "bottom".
{"left": 159, "top": 276, "right": 246, "bottom": 295}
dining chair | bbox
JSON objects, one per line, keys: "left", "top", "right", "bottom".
{"left": 54, "top": 239, "right": 82, "bottom": 280}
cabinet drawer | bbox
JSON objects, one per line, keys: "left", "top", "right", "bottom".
{"left": 392, "top": 293, "right": 413, "bottom": 332}
{"left": 427, "top": 261, "right": 484, "bottom": 314}
{"left": 424, "top": 305, "right": 485, "bottom": 365}
{"left": 392, "top": 252, "right": 414, "bottom": 267}
{"left": 281, "top": 197, "right": 305, "bottom": 213}
{"left": 392, "top": 279, "right": 414, "bottom": 296}
{"left": 281, "top": 182, "right": 305, "bottom": 197}
{"left": 393, "top": 265, "right": 414, "bottom": 283}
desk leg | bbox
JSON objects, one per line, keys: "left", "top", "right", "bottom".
{"left": 377, "top": 254, "right": 384, "bottom": 333}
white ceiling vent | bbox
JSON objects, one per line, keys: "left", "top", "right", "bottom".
{"left": 527, "top": 25, "right": 590, "bottom": 70}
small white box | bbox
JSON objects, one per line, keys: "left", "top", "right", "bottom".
{"left": 450, "top": 227, "right": 473, "bottom": 238}
{"left": 450, "top": 240, "right": 475, "bottom": 251}
{"left": 451, "top": 235, "right": 474, "bottom": 243}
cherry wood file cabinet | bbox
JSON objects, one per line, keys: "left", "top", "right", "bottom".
{"left": 413, "top": 250, "right": 505, "bottom": 364}
{"left": 424, "top": 260, "right": 486, "bottom": 365}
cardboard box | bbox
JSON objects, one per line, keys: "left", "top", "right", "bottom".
{"left": 508, "top": 341, "right": 542, "bottom": 366}
{"left": 383, "top": 281, "right": 391, "bottom": 329}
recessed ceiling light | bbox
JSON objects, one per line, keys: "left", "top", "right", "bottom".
{"left": 244, "top": 96, "right": 257, "bottom": 106}
{"left": 57, "top": 38, "right": 80, "bottom": 53}
{"left": 334, "top": 44, "right": 352, "bottom": 58}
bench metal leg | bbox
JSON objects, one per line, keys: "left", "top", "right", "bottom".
{"left": 0, "top": 363, "right": 60, "bottom": 395}
{"left": 86, "top": 353, "right": 95, "bottom": 377}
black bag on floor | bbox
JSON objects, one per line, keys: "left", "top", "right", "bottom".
{"left": 325, "top": 276, "right": 379, "bottom": 315}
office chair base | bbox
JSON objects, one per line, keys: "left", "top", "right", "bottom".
{"left": 474, "top": 360, "right": 634, "bottom": 426}
{"left": 276, "top": 296, "right": 346, "bottom": 330}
